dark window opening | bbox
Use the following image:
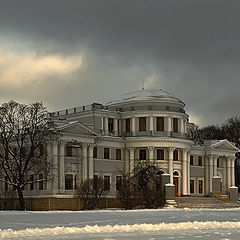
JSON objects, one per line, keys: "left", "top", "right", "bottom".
{"left": 104, "top": 148, "right": 110, "bottom": 159}
{"left": 139, "top": 117, "right": 146, "bottom": 132}
{"left": 173, "top": 118, "right": 178, "bottom": 132}
{"left": 139, "top": 149, "right": 146, "bottom": 160}
{"left": 65, "top": 174, "right": 73, "bottom": 190}
{"left": 126, "top": 119, "right": 130, "bottom": 133}
{"left": 108, "top": 118, "right": 114, "bottom": 133}
{"left": 173, "top": 150, "right": 178, "bottom": 161}
{"left": 93, "top": 147, "right": 97, "bottom": 158}
{"left": 116, "top": 149, "right": 121, "bottom": 160}
{"left": 104, "top": 176, "right": 110, "bottom": 191}
{"left": 157, "top": 117, "right": 164, "bottom": 131}
{"left": 157, "top": 149, "right": 164, "bottom": 160}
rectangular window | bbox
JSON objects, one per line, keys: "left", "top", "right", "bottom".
{"left": 139, "top": 149, "right": 146, "bottom": 160}
{"left": 173, "top": 150, "right": 178, "bottom": 161}
{"left": 5, "top": 177, "right": 8, "bottom": 192}
{"left": 93, "top": 147, "right": 98, "bottom": 158}
{"left": 199, "top": 180, "right": 203, "bottom": 194}
{"left": 104, "top": 176, "right": 110, "bottom": 191}
{"left": 104, "top": 148, "right": 110, "bottom": 159}
{"left": 139, "top": 117, "right": 146, "bottom": 132}
{"left": 173, "top": 118, "right": 178, "bottom": 132}
{"left": 190, "top": 156, "right": 194, "bottom": 165}
{"left": 39, "top": 174, "right": 43, "bottom": 190}
{"left": 108, "top": 118, "right": 114, "bottom": 133}
{"left": 30, "top": 175, "right": 34, "bottom": 190}
{"left": 157, "top": 149, "right": 164, "bottom": 160}
{"left": 66, "top": 145, "right": 73, "bottom": 157}
{"left": 217, "top": 158, "right": 220, "bottom": 167}
{"left": 39, "top": 144, "right": 44, "bottom": 156}
{"left": 116, "top": 176, "right": 122, "bottom": 191}
{"left": 126, "top": 118, "right": 130, "bottom": 133}
{"left": 157, "top": 117, "right": 164, "bottom": 131}
{"left": 190, "top": 180, "right": 194, "bottom": 193}
{"left": 198, "top": 156, "right": 203, "bottom": 166}
{"left": 65, "top": 174, "right": 73, "bottom": 190}
{"left": 93, "top": 175, "right": 98, "bottom": 190}
{"left": 116, "top": 149, "right": 121, "bottom": 160}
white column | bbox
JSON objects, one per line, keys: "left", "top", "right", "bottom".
{"left": 209, "top": 155, "right": 213, "bottom": 192}
{"left": 131, "top": 117, "right": 136, "bottom": 136}
{"left": 114, "top": 118, "right": 118, "bottom": 136}
{"left": 213, "top": 156, "right": 217, "bottom": 177}
{"left": 231, "top": 158, "right": 235, "bottom": 186}
{"left": 149, "top": 116, "right": 154, "bottom": 133}
{"left": 82, "top": 144, "right": 88, "bottom": 180}
{"left": 59, "top": 141, "right": 65, "bottom": 190}
{"left": 184, "top": 120, "right": 187, "bottom": 134}
{"left": 101, "top": 117, "right": 104, "bottom": 133}
{"left": 180, "top": 119, "right": 184, "bottom": 133}
{"left": 52, "top": 141, "right": 58, "bottom": 192}
{"left": 169, "top": 147, "right": 174, "bottom": 184}
{"left": 46, "top": 142, "right": 52, "bottom": 191}
{"left": 104, "top": 117, "right": 108, "bottom": 135}
{"left": 205, "top": 157, "right": 209, "bottom": 195}
{"left": 149, "top": 147, "right": 154, "bottom": 162}
{"left": 223, "top": 158, "right": 227, "bottom": 192}
{"left": 187, "top": 151, "right": 190, "bottom": 195}
{"left": 167, "top": 117, "right": 171, "bottom": 136}
{"left": 88, "top": 145, "right": 94, "bottom": 179}
{"left": 129, "top": 148, "right": 135, "bottom": 174}
{"left": 227, "top": 157, "right": 231, "bottom": 189}
{"left": 182, "top": 149, "right": 187, "bottom": 195}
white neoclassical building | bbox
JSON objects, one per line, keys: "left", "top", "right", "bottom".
{"left": 1, "top": 88, "right": 239, "bottom": 210}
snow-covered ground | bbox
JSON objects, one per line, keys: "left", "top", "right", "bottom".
{"left": 1, "top": 208, "right": 240, "bottom": 239}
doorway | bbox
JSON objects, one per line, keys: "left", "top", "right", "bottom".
{"left": 173, "top": 171, "right": 180, "bottom": 197}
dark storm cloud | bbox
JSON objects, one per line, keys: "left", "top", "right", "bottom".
{"left": 0, "top": 0, "right": 240, "bottom": 126}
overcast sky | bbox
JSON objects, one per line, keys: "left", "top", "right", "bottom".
{"left": 0, "top": 0, "right": 239, "bottom": 127}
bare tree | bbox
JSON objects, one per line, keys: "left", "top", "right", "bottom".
{"left": 0, "top": 100, "right": 56, "bottom": 210}
{"left": 76, "top": 177, "right": 109, "bottom": 210}
{"left": 117, "top": 161, "right": 165, "bottom": 209}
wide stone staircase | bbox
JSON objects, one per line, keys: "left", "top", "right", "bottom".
{"left": 175, "top": 196, "right": 239, "bottom": 209}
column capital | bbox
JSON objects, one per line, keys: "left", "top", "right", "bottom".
{"left": 169, "top": 147, "right": 175, "bottom": 152}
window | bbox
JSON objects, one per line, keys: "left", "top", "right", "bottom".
{"left": 217, "top": 158, "right": 220, "bottom": 167}
{"left": 116, "top": 176, "right": 122, "bottom": 191}
{"left": 30, "top": 175, "right": 34, "bottom": 190}
{"left": 190, "top": 156, "right": 194, "bottom": 165}
{"left": 199, "top": 180, "right": 203, "bottom": 194}
{"left": 157, "top": 149, "right": 164, "bottom": 160}
{"left": 66, "top": 145, "right": 73, "bottom": 157}
{"left": 5, "top": 177, "right": 8, "bottom": 192}
{"left": 39, "top": 174, "right": 43, "bottom": 190}
{"left": 65, "top": 174, "right": 73, "bottom": 190}
{"left": 198, "top": 156, "right": 203, "bottom": 166}
{"left": 93, "top": 147, "right": 98, "bottom": 158}
{"left": 104, "top": 176, "right": 110, "bottom": 191}
{"left": 126, "top": 119, "right": 130, "bottom": 133}
{"left": 39, "top": 144, "right": 44, "bottom": 156}
{"left": 139, "top": 149, "right": 146, "bottom": 160}
{"left": 190, "top": 180, "right": 194, "bottom": 193}
{"left": 157, "top": 117, "right": 164, "bottom": 131}
{"left": 173, "top": 150, "right": 178, "bottom": 161}
{"left": 108, "top": 118, "right": 114, "bottom": 133}
{"left": 173, "top": 118, "right": 178, "bottom": 132}
{"left": 116, "top": 149, "right": 121, "bottom": 160}
{"left": 139, "top": 117, "right": 146, "bottom": 132}
{"left": 20, "top": 147, "right": 25, "bottom": 159}
{"left": 93, "top": 175, "right": 98, "bottom": 190}
{"left": 104, "top": 148, "right": 110, "bottom": 159}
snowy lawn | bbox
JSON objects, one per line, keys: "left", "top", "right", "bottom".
{"left": 1, "top": 208, "right": 240, "bottom": 239}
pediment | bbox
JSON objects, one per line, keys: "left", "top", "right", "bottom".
{"left": 211, "top": 140, "right": 239, "bottom": 152}
{"left": 56, "top": 121, "right": 99, "bottom": 137}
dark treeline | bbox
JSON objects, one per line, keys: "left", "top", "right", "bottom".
{"left": 188, "top": 116, "right": 240, "bottom": 147}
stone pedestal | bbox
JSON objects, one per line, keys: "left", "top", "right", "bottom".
{"left": 165, "top": 183, "right": 177, "bottom": 207}
{"left": 229, "top": 186, "right": 239, "bottom": 204}
{"left": 212, "top": 176, "right": 221, "bottom": 193}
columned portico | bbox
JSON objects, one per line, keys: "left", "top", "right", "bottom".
{"left": 169, "top": 147, "right": 174, "bottom": 184}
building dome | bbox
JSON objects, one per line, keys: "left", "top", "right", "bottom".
{"left": 106, "top": 88, "right": 184, "bottom": 106}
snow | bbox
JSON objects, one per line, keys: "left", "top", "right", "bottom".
{"left": 1, "top": 208, "right": 240, "bottom": 239}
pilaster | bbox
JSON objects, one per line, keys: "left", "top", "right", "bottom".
{"left": 182, "top": 148, "right": 187, "bottom": 195}
{"left": 88, "top": 145, "right": 94, "bottom": 179}
{"left": 131, "top": 117, "right": 136, "bottom": 136}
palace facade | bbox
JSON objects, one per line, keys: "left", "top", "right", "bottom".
{"left": 1, "top": 89, "right": 239, "bottom": 210}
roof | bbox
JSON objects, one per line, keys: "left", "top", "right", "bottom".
{"left": 106, "top": 88, "right": 184, "bottom": 106}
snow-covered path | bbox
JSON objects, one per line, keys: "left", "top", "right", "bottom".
{"left": 1, "top": 208, "right": 240, "bottom": 239}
